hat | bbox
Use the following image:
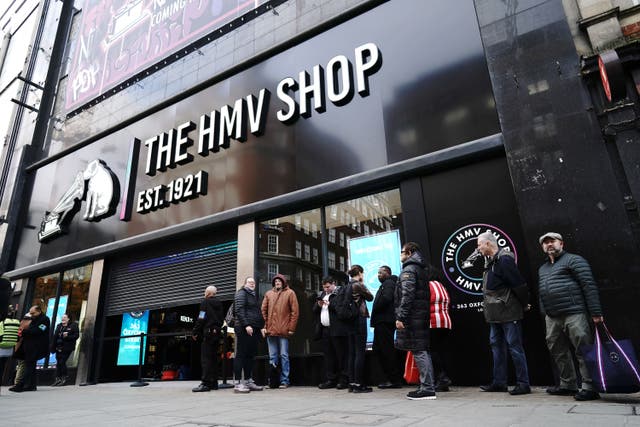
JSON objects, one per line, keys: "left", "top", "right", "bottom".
{"left": 539, "top": 232, "right": 563, "bottom": 244}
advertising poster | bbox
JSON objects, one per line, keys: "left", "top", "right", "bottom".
{"left": 65, "top": 0, "right": 267, "bottom": 112}
{"left": 348, "top": 230, "right": 402, "bottom": 344}
{"left": 117, "top": 310, "right": 149, "bottom": 366}
{"left": 38, "top": 295, "right": 68, "bottom": 367}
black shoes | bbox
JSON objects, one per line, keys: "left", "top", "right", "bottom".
{"left": 574, "top": 389, "right": 600, "bottom": 401}
{"left": 8, "top": 385, "right": 23, "bottom": 393}
{"left": 406, "top": 389, "right": 437, "bottom": 400}
{"left": 192, "top": 383, "right": 211, "bottom": 392}
{"left": 336, "top": 382, "right": 349, "bottom": 390}
{"left": 546, "top": 386, "right": 578, "bottom": 396}
{"left": 480, "top": 383, "right": 508, "bottom": 392}
{"left": 378, "top": 382, "right": 403, "bottom": 389}
{"left": 318, "top": 381, "right": 337, "bottom": 389}
{"left": 435, "top": 377, "right": 452, "bottom": 392}
{"left": 351, "top": 384, "right": 373, "bottom": 393}
{"left": 509, "top": 385, "right": 531, "bottom": 395}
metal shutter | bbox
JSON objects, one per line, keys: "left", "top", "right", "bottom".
{"left": 106, "top": 240, "right": 237, "bottom": 316}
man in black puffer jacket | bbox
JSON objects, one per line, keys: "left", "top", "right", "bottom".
{"left": 394, "top": 242, "right": 435, "bottom": 401}
{"left": 538, "top": 232, "right": 603, "bottom": 401}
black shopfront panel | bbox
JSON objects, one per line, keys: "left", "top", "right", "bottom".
{"left": 17, "top": 0, "right": 499, "bottom": 269}
{"left": 419, "top": 157, "right": 552, "bottom": 386}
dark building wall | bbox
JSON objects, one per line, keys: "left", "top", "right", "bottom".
{"left": 475, "top": 0, "right": 640, "bottom": 346}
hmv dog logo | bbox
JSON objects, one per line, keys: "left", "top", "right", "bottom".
{"left": 38, "top": 160, "right": 120, "bottom": 242}
{"left": 441, "top": 224, "right": 517, "bottom": 296}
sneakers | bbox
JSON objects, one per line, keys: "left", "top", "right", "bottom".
{"left": 406, "top": 389, "right": 436, "bottom": 400}
{"left": 336, "top": 382, "right": 349, "bottom": 390}
{"left": 435, "top": 377, "right": 452, "bottom": 392}
{"left": 278, "top": 383, "right": 289, "bottom": 389}
{"left": 51, "top": 377, "right": 63, "bottom": 387}
{"left": 480, "top": 383, "right": 508, "bottom": 392}
{"left": 318, "top": 381, "right": 337, "bottom": 389}
{"left": 234, "top": 382, "right": 250, "bottom": 393}
{"left": 8, "top": 385, "right": 23, "bottom": 393}
{"left": 246, "top": 379, "right": 264, "bottom": 391}
{"left": 546, "top": 386, "right": 578, "bottom": 396}
{"left": 574, "top": 389, "right": 600, "bottom": 401}
{"left": 192, "top": 383, "right": 211, "bottom": 392}
{"left": 509, "top": 385, "right": 531, "bottom": 395}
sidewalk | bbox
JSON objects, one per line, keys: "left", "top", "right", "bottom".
{"left": 0, "top": 382, "right": 638, "bottom": 427}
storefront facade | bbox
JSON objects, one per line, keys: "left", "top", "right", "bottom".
{"left": 4, "top": 0, "right": 640, "bottom": 386}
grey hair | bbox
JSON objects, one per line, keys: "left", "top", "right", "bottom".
{"left": 205, "top": 285, "right": 217, "bottom": 297}
{"left": 478, "top": 231, "right": 498, "bottom": 246}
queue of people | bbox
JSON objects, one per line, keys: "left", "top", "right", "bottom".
{"left": 0, "top": 231, "right": 605, "bottom": 402}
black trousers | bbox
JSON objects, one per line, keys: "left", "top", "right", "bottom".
{"left": 320, "top": 326, "right": 348, "bottom": 383}
{"left": 373, "top": 322, "right": 402, "bottom": 384}
{"left": 430, "top": 328, "right": 452, "bottom": 381}
{"left": 347, "top": 317, "right": 368, "bottom": 385}
{"left": 21, "top": 359, "right": 37, "bottom": 388}
{"left": 201, "top": 337, "right": 220, "bottom": 387}
{"left": 233, "top": 328, "right": 260, "bottom": 381}
{"left": 55, "top": 351, "right": 72, "bottom": 377}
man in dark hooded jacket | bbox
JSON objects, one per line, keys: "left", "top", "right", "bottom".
{"left": 395, "top": 242, "right": 435, "bottom": 400}
{"left": 10, "top": 305, "right": 50, "bottom": 392}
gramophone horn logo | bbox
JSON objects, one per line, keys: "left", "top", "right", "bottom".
{"left": 38, "top": 159, "right": 120, "bottom": 242}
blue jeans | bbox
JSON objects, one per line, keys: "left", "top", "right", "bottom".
{"left": 267, "top": 336, "right": 290, "bottom": 385}
{"left": 489, "top": 321, "right": 530, "bottom": 386}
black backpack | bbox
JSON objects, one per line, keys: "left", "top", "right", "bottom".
{"left": 224, "top": 303, "right": 236, "bottom": 328}
{"left": 335, "top": 283, "right": 359, "bottom": 321}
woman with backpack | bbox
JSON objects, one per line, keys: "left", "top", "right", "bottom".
{"left": 345, "top": 265, "right": 373, "bottom": 393}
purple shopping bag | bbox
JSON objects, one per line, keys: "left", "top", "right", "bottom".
{"left": 582, "top": 323, "right": 640, "bottom": 394}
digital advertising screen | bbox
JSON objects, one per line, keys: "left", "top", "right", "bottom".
{"left": 65, "top": 0, "right": 267, "bottom": 112}
{"left": 348, "top": 230, "right": 402, "bottom": 344}
{"left": 117, "top": 310, "right": 149, "bottom": 366}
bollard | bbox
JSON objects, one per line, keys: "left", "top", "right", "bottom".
{"left": 130, "top": 332, "right": 149, "bottom": 387}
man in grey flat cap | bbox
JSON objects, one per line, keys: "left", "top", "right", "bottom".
{"left": 538, "top": 232, "right": 603, "bottom": 401}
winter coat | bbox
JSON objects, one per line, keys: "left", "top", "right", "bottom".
{"left": 371, "top": 275, "right": 397, "bottom": 327}
{"left": 482, "top": 249, "right": 528, "bottom": 323}
{"left": 193, "top": 296, "right": 224, "bottom": 341}
{"left": 0, "top": 318, "right": 20, "bottom": 349}
{"left": 261, "top": 284, "right": 299, "bottom": 337}
{"left": 538, "top": 251, "right": 602, "bottom": 317}
{"left": 21, "top": 313, "right": 50, "bottom": 362}
{"left": 394, "top": 251, "right": 430, "bottom": 351}
{"left": 234, "top": 287, "right": 264, "bottom": 331}
{"left": 51, "top": 322, "right": 79, "bottom": 353}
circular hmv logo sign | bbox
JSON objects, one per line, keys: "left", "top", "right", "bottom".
{"left": 441, "top": 224, "right": 517, "bottom": 296}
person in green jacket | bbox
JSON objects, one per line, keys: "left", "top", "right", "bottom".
{"left": 0, "top": 305, "right": 20, "bottom": 392}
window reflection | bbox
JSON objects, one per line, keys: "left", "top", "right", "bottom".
{"left": 325, "top": 190, "right": 403, "bottom": 284}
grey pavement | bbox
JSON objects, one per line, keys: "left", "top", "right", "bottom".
{"left": 0, "top": 382, "right": 639, "bottom": 427}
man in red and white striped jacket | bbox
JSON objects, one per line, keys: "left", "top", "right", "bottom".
{"left": 429, "top": 280, "right": 453, "bottom": 391}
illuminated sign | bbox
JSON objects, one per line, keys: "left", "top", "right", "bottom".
{"left": 348, "top": 230, "right": 402, "bottom": 344}
{"left": 441, "top": 223, "right": 517, "bottom": 296}
{"left": 65, "top": 0, "right": 268, "bottom": 112}
{"left": 117, "top": 310, "right": 149, "bottom": 366}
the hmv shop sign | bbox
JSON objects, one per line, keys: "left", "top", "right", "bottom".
{"left": 440, "top": 224, "right": 518, "bottom": 312}
{"left": 38, "top": 43, "right": 382, "bottom": 243}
